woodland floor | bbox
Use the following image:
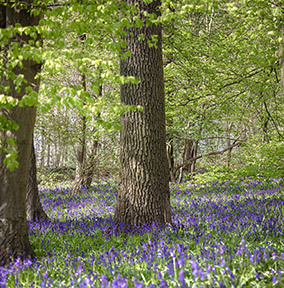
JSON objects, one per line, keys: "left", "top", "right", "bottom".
{"left": 1, "top": 178, "right": 284, "bottom": 287}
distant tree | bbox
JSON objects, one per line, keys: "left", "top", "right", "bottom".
{"left": 26, "top": 136, "right": 49, "bottom": 221}
{"left": 0, "top": 1, "right": 42, "bottom": 265}
{"left": 114, "top": 0, "right": 171, "bottom": 227}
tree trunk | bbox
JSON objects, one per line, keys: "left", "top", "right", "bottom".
{"left": 72, "top": 138, "right": 98, "bottom": 193}
{"left": 178, "top": 139, "right": 197, "bottom": 182}
{"left": 40, "top": 127, "right": 45, "bottom": 168}
{"left": 26, "top": 137, "right": 49, "bottom": 222}
{"left": 166, "top": 138, "right": 176, "bottom": 182}
{"left": 85, "top": 139, "right": 98, "bottom": 188}
{"left": 226, "top": 143, "right": 232, "bottom": 168}
{"left": 0, "top": 2, "right": 42, "bottom": 266}
{"left": 114, "top": 0, "right": 171, "bottom": 228}
{"left": 73, "top": 59, "right": 102, "bottom": 192}
{"left": 182, "top": 139, "right": 197, "bottom": 173}
{"left": 279, "top": 24, "right": 284, "bottom": 89}
{"left": 226, "top": 121, "right": 233, "bottom": 168}
{"left": 54, "top": 137, "right": 61, "bottom": 167}
{"left": 72, "top": 69, "right": 88, "bottom": 193}
{"left": 47, "top": 144, "right": 50, "bottom": 167}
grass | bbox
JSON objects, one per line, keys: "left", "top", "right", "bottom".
{"left": 1, "top": 178, "right": 284, "bottom": 287}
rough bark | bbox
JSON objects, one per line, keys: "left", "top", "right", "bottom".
{"left": 0, "top": 2, "right": 41, "bottom": 266}
{"left": 26, "top": 138, "right": 49, "bottom": 222}
{"left": 114, "top": 0, "right": 171, "bottom": 228}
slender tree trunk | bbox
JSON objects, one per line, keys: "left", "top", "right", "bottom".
{"left": 40, "top": 128, "right": 45, "bottom": 168}
{"left": 54, "top": 136, "right": 61, "bottom": 167}
{"left": 60, "top": 146, "right": 65, "bottom": 167}
{"left": 73, "top": 33, "right": 88, "bottom": 192}
{"left": 262, "top": 107, "right": 270, "bottom": 143}
{"left": 0, "top": 2, "right": 42, "bottom": 266}
{"left": 73, "top": 63, "right": 102, "bottom": 192}
{"left": 114, "top": 0, "right": 171, "bottom": 228}
{"left": 279, "top": 25, "right": 284, "bottom": 89}
{"left": 73, "top": 137, "right": 98, "bottom": 193}
{"left": 226, "top": 142, "right": 232, "bottom": 168}
{"left": 47, "top": 144, "right": 50, "bottom": 167}
{"left": 178, "top": 139, "right": 197, "bottom": 182}
{"left": 26, "top": 137, "right": 49, "bottom": 222}
{"left": 166, "top": 138, "right": 176, "bottom": 182}
{"left": 72, "top": 71, "right": 87, "bottom": 193}
{"left": 182, "top": 139, "right": 195, "bottom": 172}
{"left": 85, "top": 139, "right": 98, "bottom": 188}
{"left": 226, "top": 121, "right": 233, "bottom": 168}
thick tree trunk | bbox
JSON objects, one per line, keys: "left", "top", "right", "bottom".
{"left": 0, "top": 2, "right": 42, "bottom": 266}
{"left": 26, "top": 138, "right": 49, "bottom": 222}
{"left": 114, "top": 0, "right": 171, "bottom": 228}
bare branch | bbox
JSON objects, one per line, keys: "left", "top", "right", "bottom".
{"left": 173, "top": 140, "right": 245, "bottom": 173}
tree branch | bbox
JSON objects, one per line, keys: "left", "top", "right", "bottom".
{"left": 263, "top": 102, "right": 284, "bottom": 140}
{"left": 173, "top": 140, "right": 245, "bottom": 174}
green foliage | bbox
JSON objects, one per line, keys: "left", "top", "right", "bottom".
{"left": 191, "top": 139, "right": 284, "bottom": 185}
{"left": 3, "top": 147, "right": 19, "bottom": 172}
{"left": 1, "top": 0, "right": 284, "bottom": 177}
{"left": 37, "top": 167, "right": 75, "bottom": 187}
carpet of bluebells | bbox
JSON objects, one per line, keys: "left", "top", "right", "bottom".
{"left": 1, "top": 178, "right": 284, "bottom": 287}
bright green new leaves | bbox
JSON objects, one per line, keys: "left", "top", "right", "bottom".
{"left": 161, "top": 0, "right": 284, "bottom": 177}
{"left": 3, "top": 137, "right": 18, "bottom": 172}
{"left": 0, "top": 114, "right": 19, "bottom": 172}
{"left": 3, "top": 148, "right": 19, "bottom": 172}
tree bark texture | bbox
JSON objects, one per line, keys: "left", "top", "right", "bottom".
{"left": 0, "top": 2, "right": 41, "bottom": 266}
{"left": 114, "top": 0, "right": 171, "bottom": 228}
{"left": 26, "top": 138, "right": 49, "bottom": 222}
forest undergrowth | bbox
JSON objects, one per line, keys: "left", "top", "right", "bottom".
{"left": 1, "top": 178, "right": 284, "bottom": 287}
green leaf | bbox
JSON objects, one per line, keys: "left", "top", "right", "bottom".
{"left": 3, "top": 150, "right": 19, "bottom": 172}
{"left": 134, "top": 17, "right": 143, "bottom": 28}
{"left": 6, "top": 137, "right": 16, "bottom": 146}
